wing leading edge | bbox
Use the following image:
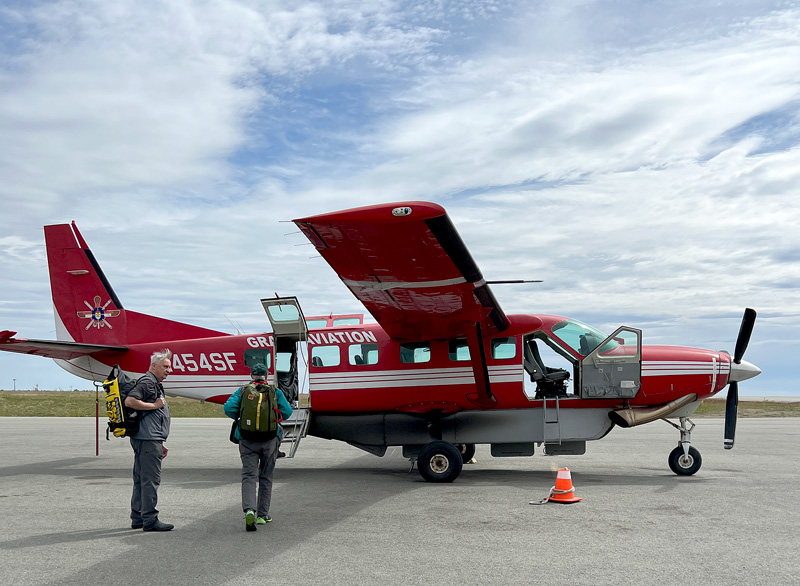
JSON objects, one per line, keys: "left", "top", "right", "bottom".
{"left": 294, "top": 201, "right": 510, "bottom": 341}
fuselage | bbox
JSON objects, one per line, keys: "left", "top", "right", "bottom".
{"left": 60, "top": 312, "right": 734, "bottom": 414}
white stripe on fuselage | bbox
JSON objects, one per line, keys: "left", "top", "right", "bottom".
{"left": 642, "top": 360, "right": 729, "bottom": 377}
{"left": 309, "top": 360, "right": 727, "bottom": 391}
{"left": 309, "top": 365, "right": 521, "bottom": 391}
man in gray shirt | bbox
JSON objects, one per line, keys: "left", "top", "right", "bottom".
{"left": 125, "top": 349, "right": 173, "bottom": 531}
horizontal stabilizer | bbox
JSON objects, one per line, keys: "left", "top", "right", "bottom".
{"left": 0, "top": 330, "right": 127, "bottom": 360}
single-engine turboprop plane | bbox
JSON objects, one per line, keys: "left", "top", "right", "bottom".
{"left": 1, "top": 202, "right": 761, "bottom": 482}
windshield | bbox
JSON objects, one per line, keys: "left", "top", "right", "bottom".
{"left": 551, "top": 319, "right": 617, "bottom": 356}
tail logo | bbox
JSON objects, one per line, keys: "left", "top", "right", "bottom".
{"left": 76, "top": 295, "right": 121, "bottom": 330}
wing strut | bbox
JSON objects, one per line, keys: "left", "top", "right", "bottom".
{"left": 465, "top": 322, "right": 497, "bottom": 408}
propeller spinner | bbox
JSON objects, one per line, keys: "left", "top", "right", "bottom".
{"left": 724, "top": 308, "right": 760, "bottom": 450}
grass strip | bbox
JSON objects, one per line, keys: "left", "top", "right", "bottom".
{"left": 1, "top": 391, "right": 797, "bottom": 417}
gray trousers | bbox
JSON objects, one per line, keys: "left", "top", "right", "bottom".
{"left": 239, "top": 437, "right": 279, "bottom": 517}
{"left": 130, "top": 439, "right": 163, "bottom": 526}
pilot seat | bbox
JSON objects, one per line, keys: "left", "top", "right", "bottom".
{"left": 524, "top": 339, "right": 571, "bottom": 399}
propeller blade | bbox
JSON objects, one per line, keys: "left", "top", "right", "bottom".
{"left": 733, "top": 308, "right": 757, "bottom": 364}
{"left": 724, "top": 381, "right": 739, "bottom": 450}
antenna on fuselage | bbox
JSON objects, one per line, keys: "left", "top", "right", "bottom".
{"left": 223, "top": 315, "right": 244, "bottom": 335}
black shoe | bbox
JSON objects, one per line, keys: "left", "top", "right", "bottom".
{"left": 143, "top": 520, "right": 174, "bottom": 532}
{"left": 277, "top": 451, "right": 286, "bottom": 458}
{"left": 131, "top": 522, "right": 143, "bottom": 529}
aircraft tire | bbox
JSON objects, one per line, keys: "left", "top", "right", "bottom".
{"left": 457, "top": 443, "right": 476, "bottom": 463}
{"left": 668, "top": 446, "right": 702, "bottom": 476}
{"left": 418, "top": 441, "right": 463, "bottom": 483}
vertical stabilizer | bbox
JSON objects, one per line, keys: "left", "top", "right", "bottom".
{"left": 46, "top": 222, "right": 129, "bottom": 346}
{"left": 45, "top": 222, "right": 228, "bottom": 346}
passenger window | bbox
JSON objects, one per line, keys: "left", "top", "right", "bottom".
{"left": 333, "top": 317, "right": 362, "bottom": 326}
{"left": 491, "top": 337, "right": 517, "bottom": 359}
{"left": 310, "top": 345, "right": 340, "bottom": 367}
{"left": 305, "top": 319, "right": 327, "bottom": 329}
{"left": 244, "top": 349, "right": 271, "bottom": 370}
{"left": 349, "top": 343, "right": 378, "bottom": 365}
{"left": 276, "top": 351, "right": 291, "bottom": 373}
{"left": 399, "top": 342, "right": 431, "bottom": 364}
{"left": 448, "top": 338, "right": 470, "bottom": 361}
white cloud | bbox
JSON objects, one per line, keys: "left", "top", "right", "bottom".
{"left": 1, "top": 1, "right": 798, "bottom": 394}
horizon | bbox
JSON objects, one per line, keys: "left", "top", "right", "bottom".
{"left": 2, "top": 2, "right": 798, "bottom": 396}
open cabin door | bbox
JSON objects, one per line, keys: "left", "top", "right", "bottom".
{"left": 261, "top": 297, "right": 309, "bottom": 404}
{"left": 579, "top": 326, "right": 642, "bottom": 399}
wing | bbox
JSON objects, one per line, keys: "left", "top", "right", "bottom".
{"left": 0, "top": 330, "right": 128, "bottom": 360}
{"left": 294, "top": 201, "right": 509, "bottom": 341}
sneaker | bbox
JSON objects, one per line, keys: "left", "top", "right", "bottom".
{"left": 256, "top": 516, "right": 271, "bottom": 525}
{"left": 245, "top": 510, "right": 256, "bottom": 532}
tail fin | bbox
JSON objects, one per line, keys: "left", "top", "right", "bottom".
{"left": 46, "top": 222, "right": 227, "bottom": 345}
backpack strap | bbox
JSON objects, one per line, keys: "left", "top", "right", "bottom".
{"left": 272, "top": 387, "right": 284, "bottom": 424}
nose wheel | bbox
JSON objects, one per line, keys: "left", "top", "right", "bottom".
{"left": 668, "top": 445, "right": 702, "bottom": 475}
{"left": 664, "top": 416, "right": 702, "bottom": 476}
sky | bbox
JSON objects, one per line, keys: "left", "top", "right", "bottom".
{"left": 1, "top": 0, "right": 798, "bottom": 396}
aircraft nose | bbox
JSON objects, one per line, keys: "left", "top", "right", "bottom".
{"left": 729, "top": 359, "right": 761, "bottom": 383}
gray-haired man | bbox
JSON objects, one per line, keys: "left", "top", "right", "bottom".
{"left": 125, "top": 349, "right": 173, "bottom": 531}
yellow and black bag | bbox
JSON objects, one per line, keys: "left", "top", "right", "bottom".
{"left": 103, "top": 365, "right": 141, "bottom": 439}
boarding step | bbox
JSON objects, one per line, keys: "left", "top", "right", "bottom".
{"left": 542, "top": 396, "right": 561, "bottom": 446}
{"left": 279, "top": 407, "right": 310, "bottom": 458}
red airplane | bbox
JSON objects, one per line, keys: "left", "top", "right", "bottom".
{"left": 1, "top": 201, "right": 761, "bottom": 482}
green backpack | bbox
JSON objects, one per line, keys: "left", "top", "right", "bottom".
{"left": 238, "top": 382, "right": 282, "bottom": 441}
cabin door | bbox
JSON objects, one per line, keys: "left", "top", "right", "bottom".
{"left": 261, "top": 297, "right": 309, "bottom": 404}
{"left": 579, "top": 326, "right": 642, "bottom": 399}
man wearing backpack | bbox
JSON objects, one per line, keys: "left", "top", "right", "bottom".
{"left": 124, "top": 349, "right": 173, "bottom": 532}
{"left": 224, "top": 363, "right": 293, "bottom": 532}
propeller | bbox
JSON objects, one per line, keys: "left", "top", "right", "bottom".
{"left": 724, "top": 308, "right": 757, "bottom": 450}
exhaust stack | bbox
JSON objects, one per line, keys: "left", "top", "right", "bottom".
{"left": 609, "top": 394, "right": 698, "bottom": 428}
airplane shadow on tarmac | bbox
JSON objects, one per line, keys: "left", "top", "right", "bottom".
{"left": 1, "top": 451, "right": 713, "bottom": 586}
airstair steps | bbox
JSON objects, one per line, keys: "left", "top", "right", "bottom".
{"left": 279, "top": 407, "right": 310, "bottom": 458}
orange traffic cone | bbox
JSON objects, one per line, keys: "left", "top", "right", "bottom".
{"left": 530, "top": 468, "right": 582, "bottom": 505}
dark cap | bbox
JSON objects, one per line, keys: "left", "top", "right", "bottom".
{"left": 251, "top": 363, "right": 268, "bottom": 377}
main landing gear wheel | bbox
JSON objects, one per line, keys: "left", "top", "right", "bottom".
{"left": 417, "top": 441, "right": 463, "bottom": 483}
{"left": 668, "top": 445, "right": 702, "bottom": 476}
{"left": 456, "top": 443, "right": 476, "bottom": 464}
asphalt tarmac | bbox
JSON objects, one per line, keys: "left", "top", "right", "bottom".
{"left": 1, "top": 417, "right": 798, "bottom": 586}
